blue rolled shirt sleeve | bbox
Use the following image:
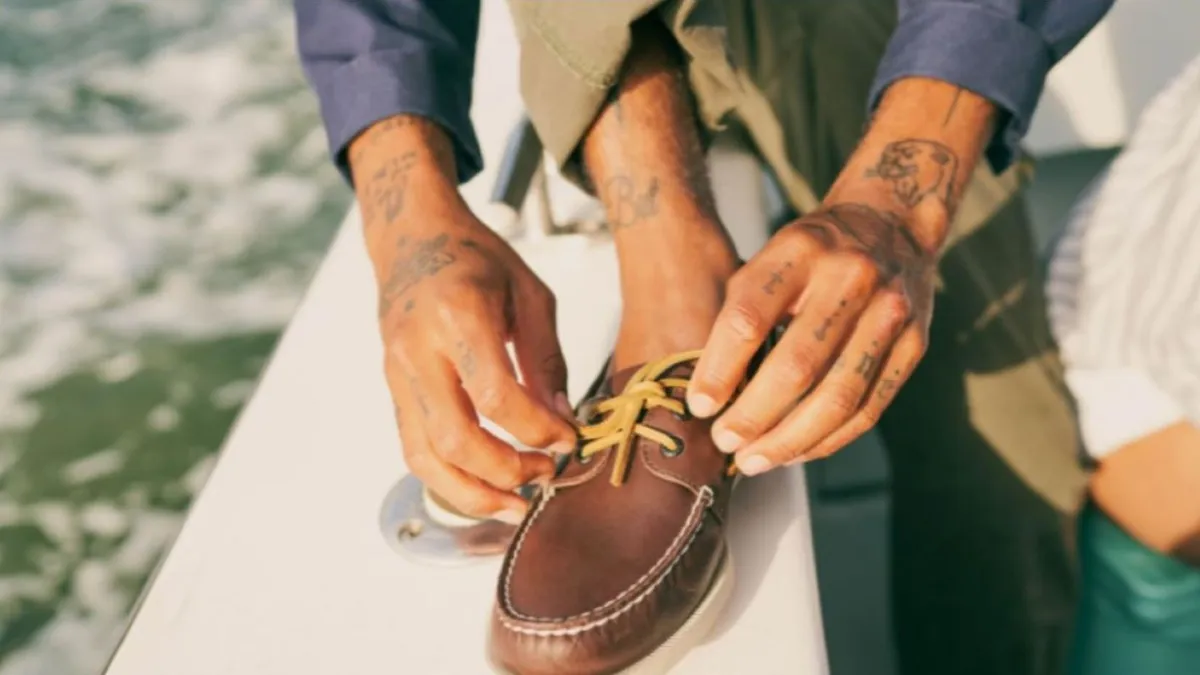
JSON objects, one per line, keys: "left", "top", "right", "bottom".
{"left": 869, "top": 0, "right": 1114, "bottom": 171}
{"left": 294, "top": 0, "right": 482, "bottom": 185}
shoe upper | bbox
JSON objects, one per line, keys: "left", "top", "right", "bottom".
{"left": 488, "top": 352, "right": 738, "bottom": 675}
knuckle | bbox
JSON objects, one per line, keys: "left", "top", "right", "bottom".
{"left": 435, "top": 430, "right": 471, "bottom": 465}
{"left": 778, "top": 347, "right": 819, "bottom": 384}
{"left": 877, "top": 291, "right": 913, "bottom": 326}
{"left": 724, "top": 301, "right": 770, "bottom": 343}
{"left": 720, "top": 412, "right": 760, "bottom": 438}
{"left": 859, "top": 406, "right": 883, "bottom": 428}
{"left": 403, "top": 446, "right": 434, "bottom": 476}
{"left": 489, "top": 462, "right": 526, "bottom": 492}
{"left": 839, "top": 253, "right": 881, "bottom": 288}
{"left": 725, "top": 269, "right": 755, "bottom": 296}
{"left": 471, "top": 381, "right": 508, "bottom": 417}
{"left": 385, "top": 344, "right": 419, "bottom": 380}
{"left": 823, "top": 383, "right": 863, "bottom": 417}
{"left": 454, "top": 491, "right": 499, "bottom": 519}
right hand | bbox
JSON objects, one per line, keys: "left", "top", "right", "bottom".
{"left": 376, "top": 205, "right": 578, "bottom": 521}
{"left": 351, "top": 115, "right": 576, "bottom": 522}
{"left": 376, "top": 208, "right": 577, "bottom": 523}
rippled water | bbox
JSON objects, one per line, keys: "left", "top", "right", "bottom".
{"left": 0, "top": 1, "right": 348, "bottom": 672}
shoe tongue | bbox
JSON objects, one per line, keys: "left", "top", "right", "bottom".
{"left": 604, "top": 360, "right": 696, "bottom": 397}
{"left": 605, "top": 365, "right": 643, "bottom": 394}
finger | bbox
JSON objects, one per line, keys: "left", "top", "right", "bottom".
{"left": 509, "top": 279, "right": 574, "bottom": 421}
{"left": 733, "top": 290, "right": 911, "bottom": 473}
{"left": 402, "top": 344, "right": 558, "bottom": 491}
{"left": 711, "top": 260, "right": 880, "bottom": 453}
{"left": 386, "top": 355, "right": 530, "bottom": 522}
{"left": 688, "top": 248, "right": 811, "bottom": 418}
{"left": 791, "top": 326, "right": 925, "bottom": 464}
{"left": 447, "top": 292, "right": 576, "bottom": 452}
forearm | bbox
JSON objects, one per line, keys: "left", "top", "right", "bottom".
{"left": 348, "top": 116, "right": 464, "bottom": 259}
{"left": 829, "top": 77, "right": 996, "bottom": 254}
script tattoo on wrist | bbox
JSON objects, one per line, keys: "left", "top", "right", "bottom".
{"left": 864, "top": 139, "right": 959, "bottom": 210}
{"left": 603, "top": 175, "right": 660, "bottom": 230}
{"left": 361, "top": 151, "right": 418, "bottom": 228}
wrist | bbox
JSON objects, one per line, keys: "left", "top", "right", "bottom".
{"left": 825, "top": 77, "right": 997, "bottom": 254}
{"left": 350, "top": 114, "right": 465, "bottom": 229}
{"left": 824, "top": 157, "right": 950, "bottom": 256}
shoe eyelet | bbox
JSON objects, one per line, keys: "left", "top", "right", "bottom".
{"left": 659, "top": 431, "right": 685, "bottom": 458}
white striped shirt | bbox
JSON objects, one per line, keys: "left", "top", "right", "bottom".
{"left": 1046, "top": 53, "right": 1200, "bottom": 458}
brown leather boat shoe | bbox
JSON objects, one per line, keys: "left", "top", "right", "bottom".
{"left": 487, "top": 350, "right": 742, "bottom": 675}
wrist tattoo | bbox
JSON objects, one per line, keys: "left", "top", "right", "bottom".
{"left": 762, "top": 262, "right": 793, "bottom": 296}
{"left": 800, "top": 203, "right": 926, "bottom": 272}
{"left": 942, "top": 88, "right": 963, "bottom": 127}
{"left": 361, "top": 151, "right": 418, "bottom": 228}
{"left": 864, "top": 139, "right": 959, "bottom": 210}
{"left": 603, "top": 175, "right": 660, "bottom": 230}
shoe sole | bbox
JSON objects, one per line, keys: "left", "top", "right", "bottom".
{"left": 489, "top": 552, "right": 734, "bottom": 675}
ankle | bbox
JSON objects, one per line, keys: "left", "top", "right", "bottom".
{"left": 613, "top": 213, "right": 739, "bottom": 275}
{"left": 613, "top": 260, "right": 732, "bottom": 370}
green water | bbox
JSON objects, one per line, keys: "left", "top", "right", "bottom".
{"left": 0, "top": 2, "right": 350, "bottom": 672}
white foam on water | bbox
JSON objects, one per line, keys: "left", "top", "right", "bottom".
{"left": 0, "top": 1, "right": 346, "bottom": 672}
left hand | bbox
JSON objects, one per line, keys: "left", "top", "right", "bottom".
{"left": 686, "top": 201, "right": 937, "bottom": 474}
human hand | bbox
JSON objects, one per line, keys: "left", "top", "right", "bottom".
{"left": 685, "top": 76, "right": 997, "bottom": 474}
{"left": 352, "top": 116, "right": 576, "bottom": 523}
{"left": 378, "top": 214, "right": 577, "bottom": 523}
{"left": 686, "top": 202, "right": 935, "bottom": 473}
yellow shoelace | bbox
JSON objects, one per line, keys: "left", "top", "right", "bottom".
{"left": 577, "top": 350, "right": 735, "bottom": 487}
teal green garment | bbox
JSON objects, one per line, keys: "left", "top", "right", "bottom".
{"left": 1071, "top": 504, "right": 1200, "bottom": 675}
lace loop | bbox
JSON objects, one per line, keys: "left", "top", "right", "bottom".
{"left": 577, "top": 351, "right": 704, "bottom": 486}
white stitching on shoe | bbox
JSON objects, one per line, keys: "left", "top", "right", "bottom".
{"left": 498, "top": 486, "right": 715, "bottom": 635}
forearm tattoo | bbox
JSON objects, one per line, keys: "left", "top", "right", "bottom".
{"left": 863, "top": 139, "right": 959, "bottom": 210}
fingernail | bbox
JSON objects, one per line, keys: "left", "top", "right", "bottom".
{"left": 713, "top": 428, "right": 744, "bottom": 454}
{"left": 493, "top": 509, "right": 525, "bottom": 526}
{"left": 548, "top": 438, "right": 577, "bottom": 455}
{"left": 554, "top": 391, "right": 575, "bottom": 421}
{"left": 738, "top": 455, "right": 771, "bottom": 476}
{"left": 688, "top": 393, "right": 718, "bottom": 418}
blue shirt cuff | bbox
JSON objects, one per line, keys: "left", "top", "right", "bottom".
{"left": 868, "top": 2, "right": 1053, "bottom": 172}
{"left": 317, "top": 45, "right": 483, "bottom": 186}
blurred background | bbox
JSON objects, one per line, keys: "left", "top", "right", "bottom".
{"left": 0, "top": 0, "right": 1195, "bottom": 673}
{"left": 0, "top": 2, "right": 348, "bottom": 672}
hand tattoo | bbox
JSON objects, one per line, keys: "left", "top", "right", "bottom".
{"left": 456, "top": 339, "right": 477, "bottom": 379}
{"left": 854, "top": 343, "right": 880, "bottom": 381}
{"left": 876, "top": 370, "right": 901, "bottom": 402}
{"left": 813, "top": 300, "right": 847, "bottom": 342}
{"left": 864, "top": 139, "right": 958, "bottom": 209}
{"left": 762, "top": 262, "right": 792, "bottom": 296}
{"left": 379, "top": 234, "right": 457, "bottom": 316}
{"left": 799, "top": 203, "right": 927, "bottom": 278}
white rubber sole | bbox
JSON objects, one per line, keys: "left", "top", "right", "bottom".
{"left": 490, "top": 554, "right": 734, "bottom": 675}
